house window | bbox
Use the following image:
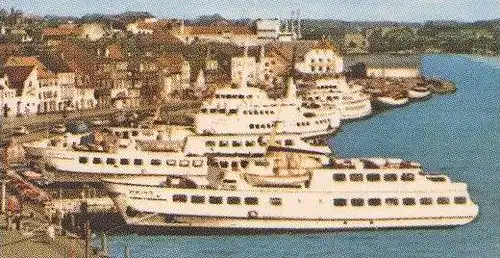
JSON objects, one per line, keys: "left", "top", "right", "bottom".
{"left": 191, "top": 195, "right": 205, "bottom": 204}
{"left": 244, "top": 197, "right": 258, "bottom": 205}
{"left": 403, "top": 198, "right": 416, "bottom": 206}
{"left": 385, "top": 198, "right": 399, "bottom": 206}
{"left": 172, "top": 194, "right": 187, "bottom": 203}
{"left": 368, "top": 198, "right": 382, "bottom": 206}
{"left": 270, "top": 197, "right": 282, "bottom": 206}
{"left": 419, "top": 197, "right": 433, "bottom": 205}
{"left": 351, "top": 198, "right": 364, "bottom": 207}
{"left": 209, "top": 196, "right": 223, "bottom": 204}
{"left": 333, "top": 198, "right": 347, "bottom": 206}
{"left": 79, "top": 157, "right": 88, "bottom": 164}
{"left": 227, "top": 196, "right": 241, "bottom": 205}
{"left": 437, "top": 197, "right": 450, "bottom": 205}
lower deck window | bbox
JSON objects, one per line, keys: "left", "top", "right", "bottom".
{"left": 79, "top": 157, "right": 88, "bottom": 164}
{"left": 270, "top": 197, "right": 282, "bottom": 206}
{"left": 120, "top": 159, "right": 130, "bottom": 165}
{"left": 333, "top": 173, "right": 346, "bottom": 182}
{"left": 349, "top": 173, "right": 363, "bottom": 182}
{"left": 151, "top": 159, "right": 162, "bottom": 166}
{"left": 227, "top": 196, "right": 241, "bottom": 205}
{"left": 437, "top": 197, "right": 450, "bottom": 205}
{"left": 368, "top": 198, "right": 382, "bottom": 206}
{"left": 333, "top": 198, "right": 347, "bottom": 206}
{"left": 134, "top": 159, "right": 143, "bottom": 165}
{"left": 351, "top": 198, "right": 364, "bottom": 207}
{"left": 172, "top": 194, "right": 187, "bottom": 203}
{"left": 92, "top": 158, "right": 102, "bottom": 164}
{"left": 384, "top": 173, "right": 397, "bottom": 181}
{"left": 244, "top": 197, "right": 258, "bottom": 205}
{"left": 385, "top": 198, "right": 399, "bottom": 206}
{"left": 419, "top": 197, "right": 433, "bottom": 205}
{"left": 366, "top": 173, "right": 381, "bottom": 182}
{"left": 106, "top": 158, "right": 116, "bottom": 165}
{"left": 209, "top": 196, "right": 223, "bottom": 204}
{"left": 401, "top": 173, "right": 415, "bottom": 181}
{"left": 403, "top": 198, "right": 416, "bottom": 206}
{"left": 454, "top": 196, "right": 467, "bottom": 204}
{"left": 191, "top": 195, "right": 205, "bottom": 204}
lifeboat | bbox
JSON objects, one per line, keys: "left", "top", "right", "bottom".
{"left": 244, "top": 173, "right": 310, "bottom": 187}
{"left": 408, "top": 86, "right": 431, "bottom": 99}
{"left": 375, "top": 95, "right": 409, "bottom": 107}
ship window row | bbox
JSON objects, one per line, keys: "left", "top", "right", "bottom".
{"left": 332, "top": 173, "right": 415, "bottom": 182}
{"left": 314, "top": 119, "right": 329, "bottom": 125}
{"left": 205, "top": 139, "right": 293, "bottom": 148}
{"left": 172, "top": 194, "right": 261, "bottom": 205}
{"left": 217, "top": 160, "right": 250, "bottom": 169}
{"left": 332, "top": 196, "right": 467, "bottom": 207}
{"left": 242, "top": 110, "right": 275, "bottom": 115}
{"left": 318, "top": 85, "right": 338, "bottom": 89}
{"left": 325, "top": 96, "right": 340, "bottom": 101}
{"left": 249, "top": 123, "right": 275, "bottom": 129}
{"left": 79, "top": 157, "right": 203, "bottom": 167}
{"left": 200, "top": 108, "right": 238, "bottom": 114}
{"left": 297, "top": 121, "right": 311, "bottom": 126}
{"left": 214, "top": 94, "right": 253, "bottom": 99}
{"left": 113, "top": 130, "right": 141, "bottom": 139}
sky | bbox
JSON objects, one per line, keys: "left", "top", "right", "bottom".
{"left": 2, "top": 0, "right": 500, "bottom": 22}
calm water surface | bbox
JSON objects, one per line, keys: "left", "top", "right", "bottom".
{"left": 105, "top": 55, "right": 500, "bottom": 258}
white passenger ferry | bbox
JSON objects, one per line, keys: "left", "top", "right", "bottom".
{"left": 102, "top": 151, "right": 478, "bottom": 234}
{"left": 24, "top": 126, "right": 331, "bottom": 183}
{"left": 195, "top": 76, "right": 341, "bottom": 137}
{"left": 300, "top": 75, "right": 372, "bottom": 120}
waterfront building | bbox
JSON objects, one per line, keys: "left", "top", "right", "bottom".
{"left": 294, "top": 38, "right": 344, "bottom": 75}
{"left": 1, "top": 65, "right": 39, "bottom": 117}
{"left": 344, "top": 54, "right": 421, "bottom": 78}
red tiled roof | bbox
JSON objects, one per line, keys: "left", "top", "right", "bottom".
{"left": 42, "top": 27, "right": 81, "bottom": 37}
{"left": 4, "top": 56, "right": 57, "bottom": 79}
{"left": 3, "top": 66, "right": 35, "bottom": 95}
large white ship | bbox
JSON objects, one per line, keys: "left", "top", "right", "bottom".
{"left": 195, "top": 76, "right": 341, "bottom": 137}
{"left": 24, "top": 126, "right": 331, "bottom": 182}
{"left": 300, "top": 75, "right": 372, "bottom": 120}
{"left": 102, "top": 151, "right": 478, "bottom": 234}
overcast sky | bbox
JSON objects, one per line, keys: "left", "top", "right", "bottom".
{"left": 2, "top": 0, "right": 500, "bottom": 22}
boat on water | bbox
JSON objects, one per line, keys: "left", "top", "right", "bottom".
{"left": 195, "top": 75, "right": 341, "bottom": 137}
{"left": 102, "top": 151, "right": 478, "bottom": 234}
{"left": 300, "top": 75, "right": 372, "bottom": 120}
{"left": 375, "top": 93, "right": 409, "bottom": 107}
{"left": 408, "top": 85, "right": 432, "bottom": 99}
{"left": 23, "top": 125, "right": 331, "bottom": 183}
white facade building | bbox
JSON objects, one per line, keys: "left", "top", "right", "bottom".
{"left": 295, "top": 40, "right": 344, "bottom": 75}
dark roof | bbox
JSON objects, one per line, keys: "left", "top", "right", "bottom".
{"left": 344, "top": 54, "right": 421, "bottom": 69}
{"left": 38, "top": 52, "right": 73, "bottom": 73}
{"left": 3, "top": 66, "right": 34, "bottom": 95}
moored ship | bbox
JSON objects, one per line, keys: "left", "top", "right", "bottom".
{"left": 102, "top": 151, "right": 478, "bottom": 234}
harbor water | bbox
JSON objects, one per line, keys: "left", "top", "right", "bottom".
{"left": 103, "top": 55, "right": 500, "bottom": 258}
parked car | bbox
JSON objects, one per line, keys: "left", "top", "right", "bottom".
{"left": 12, "top": 126, "right": 29, "bottom": 136}
{"left": 49, "top": 124, "right": 66, "bottom": 134}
